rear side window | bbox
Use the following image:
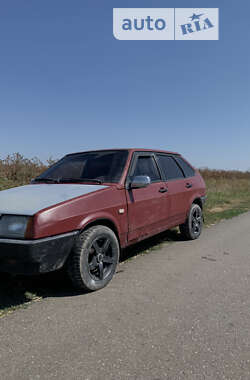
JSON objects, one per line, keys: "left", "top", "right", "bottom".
{"left": 157, "top": 155, "right": 184, "bottom": 181}
{"left": 175, "top": 157, "right": 195, "bottom": 177}
{"left": 133, "top": 156, "right": 161, "bottom": 181}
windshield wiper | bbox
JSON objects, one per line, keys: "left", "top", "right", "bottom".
{"left": 59, "top": 178, "right": 103, "bottom": 184}
{"left": 32, "top": 177, "right": 60, "bottom": 184}
{"left": 32, "top": 177, "right": 103, "bottom": 185}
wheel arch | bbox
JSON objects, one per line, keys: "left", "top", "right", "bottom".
{"left": 80, "top": 218, "right": 120, "bottom": 245}
{"left": 192, "top": 197, "right": 203, "bottom": 210}
{"left": 185, "top": 196, "right": 204, "bottom": 220}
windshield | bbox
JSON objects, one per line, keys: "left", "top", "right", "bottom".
{"left": 35, "top": 150, "right": 129, "bottom": 184}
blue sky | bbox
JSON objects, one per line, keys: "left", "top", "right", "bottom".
{"left": 0, "top": 0, "right": 249, "bottom": 170}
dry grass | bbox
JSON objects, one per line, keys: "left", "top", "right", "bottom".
{"left": 199, "top": 169, "right": 250, "bottom": 225}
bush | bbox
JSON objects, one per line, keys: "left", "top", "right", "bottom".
{"left": 0, "top": 153, "right": 56, "bottom": 189}
{"left": 199, "top": 168, "right": 250, "bottom": 181}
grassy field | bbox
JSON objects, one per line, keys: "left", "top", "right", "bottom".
{"left": 200, "top": 168, "right": 250, "bottom": 225}
{"left": 1, "top": 154, "right": 250, "bottom": 317}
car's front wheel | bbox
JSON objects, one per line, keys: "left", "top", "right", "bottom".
{"left": 67, "top": 225, "right": 120, "bottom": 291}
{"left": 179, "top": 203, "right": 203, "bottom": 240}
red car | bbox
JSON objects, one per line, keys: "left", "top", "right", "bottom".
{"left": 0, "top": 149, "right": 206, "bottom": 291}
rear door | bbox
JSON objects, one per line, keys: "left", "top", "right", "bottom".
{"left": 126, "top": 152, "right": 170, "bottom": 243}
{"left": 156, "top": 154, "right": 192, "bottom": 226}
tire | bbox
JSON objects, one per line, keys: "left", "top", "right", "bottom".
{"left": 179, "top": 203, "right": 203, "bottom": 240}
{"left": 67, "top": 225, "right": 120, "bottom": 291}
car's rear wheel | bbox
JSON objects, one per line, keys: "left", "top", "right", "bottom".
{"left": 67, "top": 225, "right": 120, "bottom": 291}
{"left": 179, "top": 203, "right": 203, "bottom": 240}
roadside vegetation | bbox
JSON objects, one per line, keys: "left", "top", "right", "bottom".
{"left": 0, "top": 153, "right": 55, "bottom": 191}
{"left": 199, "top": 168, "right": 250, "bottom": 225}
{"left": 1, "top": 153, "right": 250, "bottom": 317}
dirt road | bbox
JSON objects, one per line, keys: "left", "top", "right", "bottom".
{"left": 1, "top": 212, "right": 250, "bottom": 380}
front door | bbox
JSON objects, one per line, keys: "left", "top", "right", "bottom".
{"left": 126, "top": 153, "right": 170, "bottom": 243}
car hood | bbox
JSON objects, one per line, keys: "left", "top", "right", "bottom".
{"left": 0, "top": 184, "right": 108, "bottom": 216}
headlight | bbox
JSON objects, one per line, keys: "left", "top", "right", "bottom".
{"left": 0, "top": 215, "right": 31, "bottom": 239}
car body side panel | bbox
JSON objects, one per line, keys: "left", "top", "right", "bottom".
{"left": 162, "top": 167, "right": 206, "bottom": 225}
{"left": 185, "top": 171, "right": 207, "bottom": 215}
{"left": 126, "top": 182, "right": 170, "bottom": 243}
{"left": 33, "top": 187, "right": 128, "bottom": 243}
{"left": 163, "top": 179, "right": 189, "bottom": 225}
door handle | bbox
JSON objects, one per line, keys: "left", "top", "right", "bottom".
{"left": 186, "top": 183, "right": 192, "bottom": 189}
{"left": 159, "top": 187, "right": 168, "bottom": 193}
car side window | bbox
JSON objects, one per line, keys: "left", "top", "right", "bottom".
{"left": 175, "top": 157, "right": 195, "bottom": 177}
{"left": 157, "top": 155, "right": 184, "bottom": 181}
{"left": 133, "top": 156, "right": 161, "bottom": 182}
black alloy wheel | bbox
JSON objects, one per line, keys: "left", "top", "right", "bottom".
{"left": 88, "top": 235, "right": 116, "bottom": 281}
{"left": 67, "top": 225, "right": 120, "bottom": 291}
{"left": 179, "top": 203, "right": 203, "bottom": 240}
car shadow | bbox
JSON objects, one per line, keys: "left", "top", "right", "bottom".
{"left": 0, "top": 229, "right": 183, "bottom": 311}
{"left": 120, "top": 228, "right": 182, "bottom": 262}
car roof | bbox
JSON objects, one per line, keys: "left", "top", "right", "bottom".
{"left": 66, "top": 148, "right": 180, "bottom": 156}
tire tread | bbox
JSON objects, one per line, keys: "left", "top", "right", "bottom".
{"left": 67, "top": 226, "right": 119, "bottom": 291}
{"left": 179, "top": 203, "right": 203, "bottom": 240}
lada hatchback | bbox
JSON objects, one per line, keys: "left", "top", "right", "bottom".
{"left": 0, "top": 149, "right": 206, "bottom": 291}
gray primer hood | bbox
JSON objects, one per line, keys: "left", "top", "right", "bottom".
{"left": 0, "top": 184, "right": 108, "bottom": 216}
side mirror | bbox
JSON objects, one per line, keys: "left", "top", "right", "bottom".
{"left": 130, "top": 175, "right": 151, "bottom": 189}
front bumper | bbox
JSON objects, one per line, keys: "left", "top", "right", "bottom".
{"left": 0, "top": 231, "right": 78, "bottom": 275}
